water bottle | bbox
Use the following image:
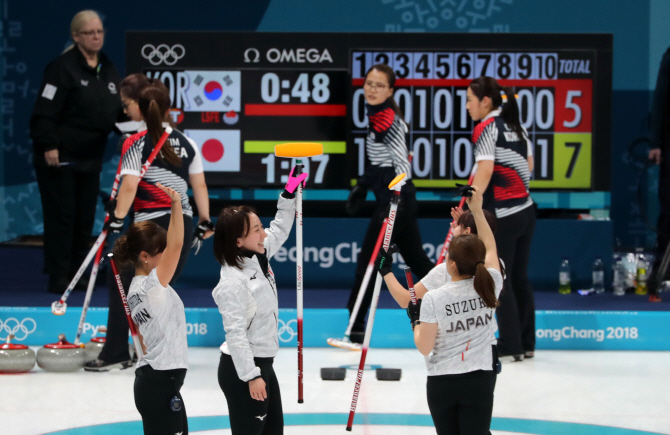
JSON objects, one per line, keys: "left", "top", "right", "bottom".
{"left": 635, "top": 253, "right": 648, "bottom": 295}
{"left": 559, "top": 257, "right": 571, "bottom": 294}
{"left": 612, "top": 254, "right": 625, "bottom": 296}
{"left": 592, "top": 257, "right": 604, "bottom": 294}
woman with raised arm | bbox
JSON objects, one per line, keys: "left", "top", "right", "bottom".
{"left": 86, "top": 79, "right": 214, "bottom": 371}
{"left": 378, "top": 206, "right": 498, "bottom": 309}
{"left": 410, "top": 186, "right": 502, "bottom": 435}
{"left": 467, "top": 76, "right": 536, "bottom": 361}
{"left": 211, "top": 170, "right": 306, "bottom": 435}
{"left": 112, "top": 183, "right": 189, "bottom": 435}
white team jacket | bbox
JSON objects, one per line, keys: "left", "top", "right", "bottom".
{"left": 212, "top": 194, "right": 295, "bottom": 382}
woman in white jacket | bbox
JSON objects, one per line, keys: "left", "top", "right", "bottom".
{"left": 212, "top": 169, "right": 306, "bottom": 435}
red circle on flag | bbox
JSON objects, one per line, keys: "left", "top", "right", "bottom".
{"left": 202, "top": 139, "right": 224, "bottom": 163}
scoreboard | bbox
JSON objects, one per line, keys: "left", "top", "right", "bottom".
{"left": 126, "top": 32, "right": 611, "bottom": 191}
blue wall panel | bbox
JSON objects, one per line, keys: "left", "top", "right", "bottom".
{"left": 177, "top": 216, "right": 613, "bottom": 291}
{"left": 0, "top": 0, "right": 663, "bottom": 250}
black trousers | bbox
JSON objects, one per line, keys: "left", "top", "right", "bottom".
{"left": 34, "top": 164, "right": 100, "bottom": 286}
{"left": 427, "top": 369, "right": 497, "bottom": 435}
{"left": 218, "top": 353, "right": 283, "bottom": 435}
{"left": 134, "top": 364, "right": 188, "bottom": 435}
{"left": 98, "top": 213, "right": 193, "bottom": 363}
{"left": 346, "top": 187, "right": 434, "bottom": 338}
{"left": 494, "top": 205, "right": 536, "bottom": 355}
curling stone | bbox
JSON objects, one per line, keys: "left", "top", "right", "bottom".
{"left": 0, "top": 334, "right": 36, "bottom": 373}
{"left": 84, "top": 326, "right": 106, "bottom": 361}
{"left": 37, "top": 334, "right": 85, "bottom": 372}
{"left": 375, "top": 368, "right": 401, "bottom": 381}
{"left": 320, "top": 367, "right": 347, "bottom": 381}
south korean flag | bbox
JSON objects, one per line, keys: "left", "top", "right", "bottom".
{"left": 183, "top": 71, "right": 241, "bottom": 112}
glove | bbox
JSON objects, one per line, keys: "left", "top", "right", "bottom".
{"left": 284, "top": 166, "right": 308, "bottom": 195}
{"left": 345, "top": 184, "right": 367, "bottom": 216}
{"left": 103, "top": 199, "right": 124, "bottom": 234}
{"left": 375, "top": 244, "right": 399, "bottom": 277}
{"left": 406, "top": 298, "right": 422, "bottom": 331}
{"left": 191, "top": 220, "right": 215, "bottom": 255}
{"left": 455, "top": 183, "right": 474, "bottom": 198}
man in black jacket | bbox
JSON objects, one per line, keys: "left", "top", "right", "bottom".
{"left": 30, "top": 10, "right": 122, "bottom": 293}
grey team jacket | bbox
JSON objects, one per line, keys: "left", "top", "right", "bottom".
{"left": 212, "top": 193, "right": 295, "bottom": 381}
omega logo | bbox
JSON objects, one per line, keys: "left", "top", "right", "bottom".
{"left": 244, "top": 48, "right": 260, "bottom": 63}
{"left": 244, "top": 47, "right": 333, "bottom": 64}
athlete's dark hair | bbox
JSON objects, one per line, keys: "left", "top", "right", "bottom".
{"left": 365, "top": 63, "right": 404, "bottom": 119}
{"left": 468, "top": 76, "right": 523, "bottom": 137}
{"left": 120, "top": 73, "right": 150, "bottom": 101}
{"left": 138, "top": 80, "right": 181, "bottom": 167}
{"left": 448, "top": 234, "right": 499, "bottom": 309}
{"left": 112, "top": 221, "right": 167, "bottom": 267}
{"left": 457, "top": 209, "right": 497, "bottom": 235}
{"left": 213, "top": 205, "right": 258, "bottom": 270}
{"left": 456, "top": 209, "right": 505, "bottom": 278}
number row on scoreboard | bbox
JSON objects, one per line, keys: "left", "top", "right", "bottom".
{"left": 352, "top": 52, "right": 560, "bottom": 81}
{"left": 354, "top": 133, "right": 591, "bottom": 188}
{"left": 351, "top": 84, "right": 592, "bottom": 133}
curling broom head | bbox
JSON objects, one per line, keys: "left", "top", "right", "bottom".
{"left": 388, "top": 173, "right": 407, "bottom": 189}
{"left": 327, "top": 337, "right": 362, "bottom": 351}
{"left": 274, "top": 142, "right": 323, "bottom": 158}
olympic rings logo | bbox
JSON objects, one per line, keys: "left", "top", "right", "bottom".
{"left": 277, "top": 319, "right": 297, "bottom": 343}
{"left": 0, "top": 317, "right": 37, "bottom": 341}
{"left": 141, "top": 44, "right": 185, "bottom": 66}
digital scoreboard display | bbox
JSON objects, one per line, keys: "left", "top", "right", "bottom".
{"left": 126, "top": 32, "right": 611, "bottom": 191}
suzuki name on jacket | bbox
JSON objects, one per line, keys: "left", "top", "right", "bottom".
{"left": 444, "top": 298, "right": 494, "bottom": 333}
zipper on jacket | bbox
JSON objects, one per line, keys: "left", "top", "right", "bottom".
{"left": 272, "top": 312, "right": 278, "bottom": 345}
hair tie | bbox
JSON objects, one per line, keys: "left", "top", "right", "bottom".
{"left": 477, "top": 261, "right": 485, "bottom": 266}
{"left": 500, "top": 91, "right": 519, "bottom": 104}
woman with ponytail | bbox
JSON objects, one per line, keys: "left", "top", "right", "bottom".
{"left": 467, "top": 76, "right": 536, "bottom": 362}
{"left": 412, "top": 186, "right": 502, "bottom": 435}
{"left": 86, "top": 79, "right": 213, "bottom": 371}
{"left": 344, "top": 63, "right": 433, "bottom": 344}
{"left": 113, "top": 183, "right": 189, "bottom": 435}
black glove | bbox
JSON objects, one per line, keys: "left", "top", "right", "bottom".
{"left": 191, "top": 220, "right": 215, "bottom": 255}
{"left": 103, "top": 199, "right": 124, "bottom": 234}
{"left": 375, "top": 244, "right": 399, "bottom": 277}
{"left": 345, "top": 184, "right": 367, "bottom": 216}
{"left": 406, "top": 298, "right": 422, "bottom": 331}
{"left": 455, "top": 183, "right": 474, "bottom": 198}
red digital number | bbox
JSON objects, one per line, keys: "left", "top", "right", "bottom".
{"left": 553, "top": 79, "right": 592, "bottom": 133}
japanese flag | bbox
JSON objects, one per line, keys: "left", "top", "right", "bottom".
{"left": 183, "top": 71, "right": 241, "bottom": 112}
{"left": 184, "top": 129, "right": 240, "bottom": 172}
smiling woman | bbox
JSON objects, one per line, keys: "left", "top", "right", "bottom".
{"left": 209, "top": 169, "right": 306, "bottom": 435}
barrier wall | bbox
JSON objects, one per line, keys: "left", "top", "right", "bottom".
{"left": 3, "top": 306, "right": 668, "bottom": 351}
{"left": 179, "top": 217, "right": 613, "bottom": 291}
